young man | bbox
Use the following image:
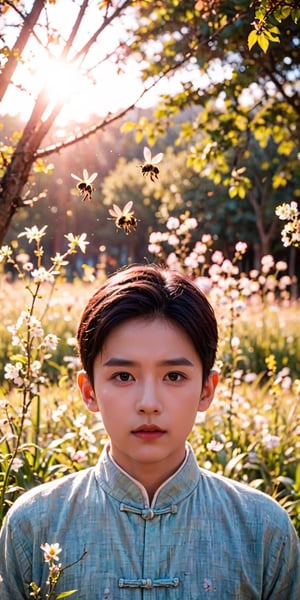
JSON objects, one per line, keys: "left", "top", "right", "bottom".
{"left": 0, "top": 264, "right": 299, "bottom": 599}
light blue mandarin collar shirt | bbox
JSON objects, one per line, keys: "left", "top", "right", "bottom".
{"left": 0, "top": 443, "right": 299, "bottom": 599}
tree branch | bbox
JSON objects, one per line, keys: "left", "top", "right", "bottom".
{"left": 71, "top": 0, "right": 133, "bottom": 65}
{"left": 35, "top": 61, "right": 181, "bottom": 159}
{"left": 0, "top": 0, "right": 44, "bottom": 102}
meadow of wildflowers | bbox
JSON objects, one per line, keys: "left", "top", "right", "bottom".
{"left": 0, "top": 217, "right": 299, "bottom": 550}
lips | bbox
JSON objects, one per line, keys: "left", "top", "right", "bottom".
{"left": 132, "top": 424, "right": 166, "bottom": 439}
{"left": 132, "top": 424, "right": 165, "bottom": 433}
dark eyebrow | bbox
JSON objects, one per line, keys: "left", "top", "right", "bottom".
{"left": 103, "top": 357, "right": 194, "bottom": 367}
{"left": 103, "top": 358, "right": 138, "bottom": 367}
{"left": 158, "top": 358, "right": 194, "bottom": 367}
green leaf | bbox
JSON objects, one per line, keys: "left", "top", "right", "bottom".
{"left": 9, "top": 354, "right": 27, "bottom": 364}
{"left": 274, "top": 6, "right": 291, "bottom": 21}
{"left": 224, "top": 453, "right": 248, "bottom": 477}
{"left": 294, "top": 462, "right": 300, "bottom": 493}
{"left": 291, "top": 9, "right": 300, "bottom": 23}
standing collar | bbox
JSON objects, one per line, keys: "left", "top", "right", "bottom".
{"left": 94, "top": 442, "right": 200, "bottom": 509}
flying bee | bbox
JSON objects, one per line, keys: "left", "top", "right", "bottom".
{"left": 71, "top": 169, "right": 98, "bottom": 201}
{"left": 108, "top": 201, "right": 138, "bottom": 235}
{"left": 140, "top": 146, "right": 163, "bottom": 182}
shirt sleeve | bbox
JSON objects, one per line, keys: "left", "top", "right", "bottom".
{"left": 263, "top": 508, "right": 300, "bottom": 600}
{"left": 0, "top": 511, "right": 32, "bottom": 600}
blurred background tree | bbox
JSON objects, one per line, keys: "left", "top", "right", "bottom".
{"left": 124, "top": 0, "right": 299, "bottom": 267}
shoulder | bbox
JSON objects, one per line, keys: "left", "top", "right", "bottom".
{"left": 198, "top": 466, "right": 278, "bottom": 507}
{"left": 3, "top": 466, "right": 95, "bottom": 529}
{"left": 198, "top": 467, "right": 294, "bottom": 528}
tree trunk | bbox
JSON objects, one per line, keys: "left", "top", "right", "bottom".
{"left": 247, "top": 188, "right": 278, "bottom": 258}
{"left": 0, "top": 85, "right": 59, "bottom": 242}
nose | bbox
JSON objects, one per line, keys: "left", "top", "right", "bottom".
{"left": 136, "top": 380, "right": 162, "bottom": 414}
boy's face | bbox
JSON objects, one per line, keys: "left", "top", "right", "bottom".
{"left": 78, "top": 317, "right": 217, "bottom": 488}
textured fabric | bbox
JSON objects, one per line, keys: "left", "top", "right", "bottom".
{"left": 0, "top": 443, "right": 299, "bottom": 599}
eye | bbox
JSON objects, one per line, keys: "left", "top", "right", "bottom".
{"left": 114, "top": 372, "right": 134, "bottom": 382}
{"left": 165, "top": 371, "right": 185, "bottom": 382}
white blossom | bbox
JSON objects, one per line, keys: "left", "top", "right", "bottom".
{"left": 166, "top": 217, "right": 180, "bottom": 230}
{"left": 18, "top": 225, "right": 48, "bottom": 243}
{"left": 31, "top": 267, "right": 55, "bottom": 284}
{"left": 43, "top": 333, "right": 59, "bottom": 351}
{"left": 65, "top": 232, "right": 89, "bottom": 254}
{"left": 40, "top": 542, "right": 62, "bottom": 563}
{"left": 4, "top": 362, "right": 24, "bottom": 386}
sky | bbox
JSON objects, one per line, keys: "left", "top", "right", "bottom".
{"left": 1, "top": 0, "right": 234, "bottom": 133}
{"left": 1, "top": 0, "right": 179, "bottom": 128}
{"left": 1, "top": 1, "right": 148, "bottom": 125}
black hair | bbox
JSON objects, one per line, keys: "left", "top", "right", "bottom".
{"left": 77, "top": 264, "right": 218, "bottom": 387}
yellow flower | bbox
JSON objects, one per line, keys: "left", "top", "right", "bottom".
{"left": 265, "top": 354, "right": 277, "bottom": 373}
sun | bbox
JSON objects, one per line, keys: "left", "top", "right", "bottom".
{"left": 43, "top": 57, "right": 84, "bottom": 104}
{"left": 38, "top": 56, "right": 92, "bottom": 122}
{"left": 1, "top": 51, "right": 98, "bottom": 126}
{"left": 39, "top": 55, "right": 145, "bottom": 126}
{"left": 2, "top": 46, "right": 146, "bottom": 128}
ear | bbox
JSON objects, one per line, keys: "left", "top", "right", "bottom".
{"left": 77, "top": 370, "right": 99, "bottom": 413}
{"left": 198, "top": 370, "right": 219, "bottom": 412}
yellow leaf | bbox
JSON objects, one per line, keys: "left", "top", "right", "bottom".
{"left": 237, "top": 185, "right": 246, "bottom": 199}
{"left": 147, "top": 132, "right": 156, "bottom": 146}
{"left": 248, "top": 30, "right": 258, "bottom": 50}
{"left": 272, "top": 173, "right": 287, "bottom": 189}
{"left": 135, "top": 130, "right": 144, "bottom": 144}
{"left": 213, "top": 171, "right": 222, "bottom": 185}
{"left": 264, "top": 28, "right": 280, "bottom": 42}
{"left": 268, "top": 26, "right": 280, "bottom": 35}
{"left": 236, "top": 115, "right": 248, "bottom": 131}
{"left": 120, "top": 121, "right": 135, "bottom": 133}
{"left": 257, "top": 34, "right": 269, "bottom": 53}
{"left": 255, "top": 9, "right": 265, "bottom": 21}
{"left": 277, "top": 140, "right": 295, "bottom": 156}
{"left": 185, "top": 10, "right": 194, "bottom": 20}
